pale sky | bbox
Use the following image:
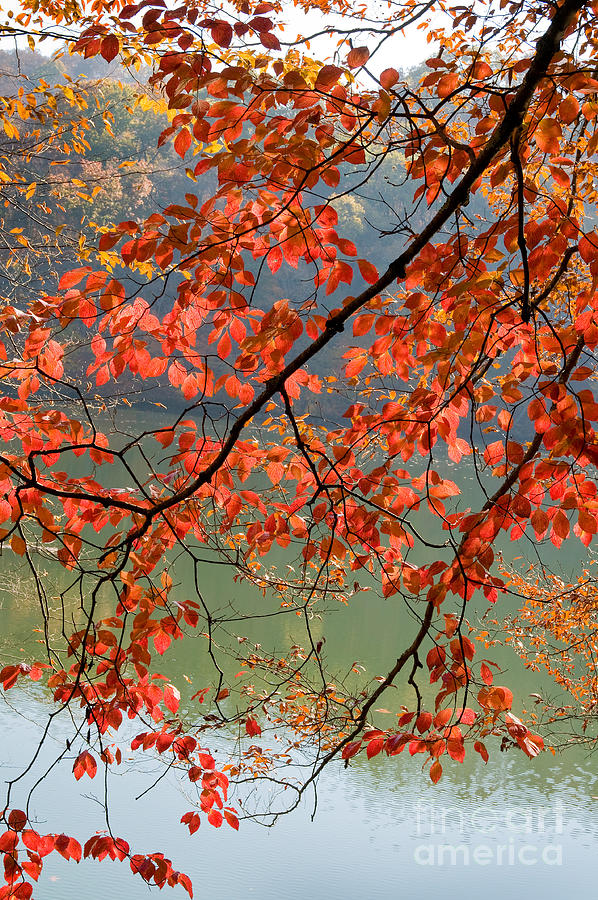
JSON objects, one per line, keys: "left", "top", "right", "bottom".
{"left": 2, "top": 0, "right": 437, "bottom": 73}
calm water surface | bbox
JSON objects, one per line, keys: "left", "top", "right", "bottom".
{"left": 1, "top": 411, "right": 596, "bottom": 898}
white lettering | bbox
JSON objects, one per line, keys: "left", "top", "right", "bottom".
{"left": 543, "top": 845, "right": 563, "bottom": 866}
{"left": 414, "top": 845, "right": 435, "bottom": 865}
{"left": 472, "top": 845, "right": 493, "bottom": 865}
{"left": 518, "top": 845, "right": 537, "bottom": 865}
{"left": 505, "top": 809, "right": 533, "bottom": 834}
{"left": 437, "top": 844, "right": 470, "bottom": 866}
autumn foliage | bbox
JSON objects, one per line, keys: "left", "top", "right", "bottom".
{"left": 2, "top": 0, "right": 598, "bottom": 893}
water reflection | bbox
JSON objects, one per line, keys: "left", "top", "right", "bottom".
{"left": 0, "top": 410, "right": 596, "bottom": 897}
{"left": 2, "top": 685, "right": 598, "bottom": 899}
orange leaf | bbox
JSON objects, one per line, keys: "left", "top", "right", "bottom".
{"left": 174, "top": 128, "right": 192, "bottom": 159}
{"left": 11, "top": 535, "right": 26, "bottom": 556}
{"left": 437, "top": 72, "right": 459, "bottom": 97}
{"left": 429, "top": 759, "right": 442, "bottom": 783}
{"left": 477, "top": 685, "right": 513, "bottom": 711}
{"left": 358, "top": 259, "right": 379, "bottom": 284}
{"left": 535, "top": 117, "right": 561, "bottom": 154}
{"left": 347, "top": 46, "right": 370, "bottom": 69}
{"left": 315, "top": 65, "right": 343, "bottom": 91}
{"left": 353, "top": 314, "right": 375, "bottom": 336}
{"left": 380, "top": 68, "right": 399, "bottom": 89}
{"left": 559, "top": 94, "right": 579, "bottom": 124}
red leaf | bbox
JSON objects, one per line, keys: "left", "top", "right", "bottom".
{"left": 559, "top": 94, "right": 579, "bottom": 124}
{"left": 480, "top": 662, "right": 493, "bottom": 685}
{"left": 426, "top": 646, "right": 446, "bottom": 669}
{"left": 456, "top": 707, "right": 476, "bottom": 725}
{"left": 54, "top": 833, "right": 81, "bottom": 861}
{"left": 8, "top": 810, "right": 27, "bottom": 832}
{"left": 249, "top": 16, "right": 273, "bottom": 32}
{"left": 245, "top": 716, "right": 261, "bottom": 737}
{"left": 223, "top": 809, "right": 239, "bottom": 830}
{"left": 437, "top": 72, "right": 459, "bottom": 98}
{"left": 73, "top": 750, "right": 97, "bottom": 780}
{"left": 341, "top": 740, "right": 362, "bottom": 759}
{"left": 0, "top": 665, "right": 20, "bottom": 690}
{"left": 217, "top": 331, "right": 232, "bottom": 359}
{"left": 59, "top": 268, "right": 91, "bottom": 290}
{"left": 156, "top": 732, "right": 174, "bottom": 753}
{"left": 447, "top": 734, "right": 465, "bottom": 763}
{"left": 181, "top": 374, "right": 198, "bottom": 400}
{"left": 259, "top": 31, "right": 280, "bottom": 50}
{"left": 552, "top": 510, "right": 570, "bottom": 541}
{"left": 100, "top": 278, "right": 125, "bottom": 311}
{"left": 535, "top": 117, "right": 561, "bottom": 154}
{"left": 211, "top": 21, "right": 233, "bottom": 47}
{"left": 519, "top": 732, "right": 544, "bottom": 758}
{"left": 267, "top": 245, "right": 282, "bottom": 274}
{"left": 358, "top": 259, "right": 379, "bottom": 284}
{"left": 100, "top": 34, "right": 119, "bottom": 62}
{"left": 0, "top": 830, "right": 19, "bottom": 852}
{"left": 474, "top": 740, "right": 489, "bottom": 763}
{"left": 579, "top": 232, "right": 598, "bottom": 263}
{"left": 98, "top": 232, "right": 121, "bottom": 252}
{"left": 155, "top": 429, "right": 175, "bottom": 448}
{"left": 163, "top": 683, "right": 180, "bottom": 715}
{"left": 181, "top": 812, "right": 201, "bottom": 834}
{"left": 174, "top": 736, "right": 197, "bottom": 759}
{"left": 67, "top": 837, "right": 82, "bottom": 862}
{"left": 208, "top": 809, "right": 223, "bottom": 827}
{"left": 429, "top": 760, "right": 442, "bottom": 783}
{"left": 353, "top": 314, "right": 375, "bottom": 337}
{"left": 366, "top": 737, "right": 384, "bottom": 758}
{"left": 415, "top": 712, "right": 433, "bottom": 733}
{"left": 154, "top": 630, "right": 171, "bottom": 655}
{"left": 174, "top": 128, "right": 192, "bottom": 159}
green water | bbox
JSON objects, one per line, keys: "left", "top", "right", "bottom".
{"left": 0, "top": 409, "right": 597, "bottom": 898}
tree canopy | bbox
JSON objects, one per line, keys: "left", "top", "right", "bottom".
{"left": 1, "top": 0, "right": 598, "bottom": 894}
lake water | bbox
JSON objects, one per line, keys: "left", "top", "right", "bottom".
{"left": 1, "top": 411, "right": 597, "bottom": 898}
